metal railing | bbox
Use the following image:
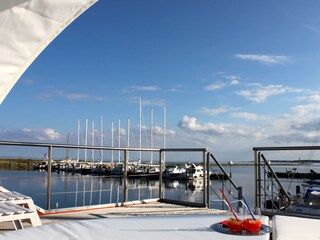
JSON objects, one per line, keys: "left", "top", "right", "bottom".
{"left": 159, "top": 148, "right": 208, "bottom": 207}
{"left": 0, "top": 141, "right": 209, "bottom": 211}
{"left": 256, "top": 152, "right": 291, "bottom": 214}
{"left": 206, "top": 152, "right": 243, "bottom": 209}
{"left": 254, "top": 145, "right": 320, "bottom": 217}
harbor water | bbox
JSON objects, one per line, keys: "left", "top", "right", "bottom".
{"left": 0, "top": 165, "right": 254, "bottom": 210}
{"left": 0, "top": 163, "right": 319, "bottom": 210}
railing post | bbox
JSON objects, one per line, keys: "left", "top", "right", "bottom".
{"left": 202, "top": 150, "right": 207, "bottom": 207}
{"left": 237, "top": 186, "right": 243, "bottom": 209}
{"left": 123, "top": 149, "right": 128, "bottom": 203}
{"left": 206, "top": 152, "right": 210, "bottom": 208}
{"left": 159, "top": 150, "right": 163, "bottom": 199}
{"left": 47, "top": 145, "right": 52, "bottom": 210}
{"left": 254, "top": 150, "right": 259, "bottom": 208}
{"left": 257, "top": 152, "right": 262, "bottom": 209}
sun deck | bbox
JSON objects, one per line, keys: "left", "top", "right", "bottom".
{"left": 0, "top": 203, "right": 271, "bottom": 240}
{"left": 0, "top": 201, "right": 226, "bottom": 233}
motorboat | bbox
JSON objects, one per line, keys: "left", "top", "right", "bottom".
{"left": 163, "top": 165, "right": 186, "bottom": 179}
{"left": 290, "top": 189, "right": 320, "bottom": 216}
{"left": 185, "top": 164, "right": 204, "bottom": 180}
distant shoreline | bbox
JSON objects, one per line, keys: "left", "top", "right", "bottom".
{"left": 0, "top": 158, "right": 40, "bottom": 170}
{"left": 0, "top": 157, "right": 318, "bottom": 171}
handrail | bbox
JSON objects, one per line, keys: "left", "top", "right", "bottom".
{"left": 259, "top": 153, "right": 291, "bottom": 204}
{"left": 207, "top": 152, "right": 239, "bottom": 190}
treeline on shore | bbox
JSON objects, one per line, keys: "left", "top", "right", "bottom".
{"left": 0, "top": 158, "right": 42, "bottom": 170}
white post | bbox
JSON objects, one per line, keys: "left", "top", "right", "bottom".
{"left": 100, "top": 116, "right": 103, "bottom": 164}
{"left": 150, "top": 108, "right": 154, "bottom": 164}
{"left": 111, "top": 121, "right": 114, "bottom": 163}
{"left": 77, "top": 119, "right": 80, "bottom": 162}
{"left": 118, "top": 119, "right": 121, "bottom": 163}
{"left": 163, "top": 106, "right": 166, "bottom": 164}
{"left": 92, "top": 120, "right": 95, "bottom": 162}
{"left": 139, "top": 97, "right": 142, "bottom": 162}
{"left": 127, "top": 117, "right": 130, "bottom": 161}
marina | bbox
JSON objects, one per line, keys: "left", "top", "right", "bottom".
{"left": 0, "top": 139, "right": 320, "bottom": 240}
{"left": 33, "top": 161, "right": 230, "bottom": 180}
{"left": 1, "top": 143, "right": 320, "bottom": 239}
{"left": 1, "top": 0, "right": 320, "bottom": 239}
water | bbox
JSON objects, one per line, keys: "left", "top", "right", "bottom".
{"left": 0, "top": 165, "right": 279, "bottom": 210}
{"left": 2, "top": 159, "right": 319, "bottom": 213}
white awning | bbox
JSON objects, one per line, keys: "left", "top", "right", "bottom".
{"left": 0, "top": 0, "right": 97, "bottom": 104}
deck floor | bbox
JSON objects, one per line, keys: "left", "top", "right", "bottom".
{"left": 0, "top": 202, "right": 227, "bottom": 233}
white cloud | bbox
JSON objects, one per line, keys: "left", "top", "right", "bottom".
{"left": 226, "top": 75, "right": 241, "bottom": 83}
{"left": 177, "top": 115, "right": 267, "bottom": 142}
{"left": 229, "top": 112, "right": 264, "bottom": 121}
{"left": 169, "top": 84, "right": 183, "bottom": 92}
{"left": 205, "top": 82, "right": 226, "bottom": 91}
{"left": 230, "top": 79, "right": 239, "bottom": 85}
{"left": 236, "top": 84, "right": 303, "bottom": 103}
{"left": 0, "top": 128, "right": 61, "bottom": 142}
{"left": 204, "top": 73, "right": 240, "bottom": 91}
{"left": 42, "top": 128, "right": 61, "bottom": 140}
{"left": 136, "top": 86, "right": 159, "bottom": 91}
{"left": 123, "top": 85, "right": 160, "bottom": 93}
{"left": 198, "top": 107, "right": 228, "bottom": 115}
{"left": 178, "top": 115, "right": 226, "bottom": 135}
{"left": 169, "top": 88, "right": 180, "bottom": 92}
{"left": 65, "top": 93, "right": 90, "bottom": 100}
{"left": 153, "top": 126, "right": 175, "bottom": 136}
{"left": 130, "top": 97, "right": 166, "bottom": 107}
{"left": 235, "top": 54, "right": 289, "bottom": 64}
{"left": 297, "top": 93, "right": 320, "bottom": 103}
{"left": 93, "top": 96, "right": 107, "bottom": 101}
{"left": 142, "top": 98, "right": 166, "bottom": 107}
{"left": 37, "top": 89, "right": 104, "bottom": 101}
{"left": 291, "top": 103, "right": 317, "bottom": 117}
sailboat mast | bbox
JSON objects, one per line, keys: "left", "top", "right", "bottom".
{"left": 150, "top": 108, "right": 154, "bottom": 164}
{"left": 77, "top": 119, "right": 80, "bottom": 162}
{"left": 118, "top": 119, "right": 121, "bottom": 163}
{"left": 100, "top": 116, "right": 103, "bottom": 164}
{"left": 111, "top": 121, "right": 114, "bottom": 163}
{"left": 85, "top": 118, "right": 88, "bottom": 163}
{"left": 92, "top": 120, "right": 95, "bottom": 162}
{"left": 139, "top": 97, "right": 142, "bottom": 162}
{"left": 163, "top": 106, "right": 166, "bottom": 164}
{"left": 127, "top": 117, "right": 130, "bottom": 161}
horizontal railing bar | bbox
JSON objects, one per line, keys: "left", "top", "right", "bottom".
{"left": 0, "top": 141, "right": 207, "bottom": 153}
{"left": 253, "top": 146, "right": 320, "bottom": 151}
{"left": 160, "top": 148, "right": 207, "bottom": 152}
{"left": 0, "top": 140, "right": 160, "bottom": 152}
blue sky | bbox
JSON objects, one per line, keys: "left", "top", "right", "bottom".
{"left": 1, "top": 0, "right": 320, "bottom": 162}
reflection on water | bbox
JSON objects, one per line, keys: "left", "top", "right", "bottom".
{"left": 0, "top": 166, "right": 261, "bottom": 210}
{"left": 0, "top": 170, "right": 206, "bottom": 209}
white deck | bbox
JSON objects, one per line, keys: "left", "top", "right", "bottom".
{"left": 0, "top": 214, "right": 270, "bottom": 240}
{"left": 273, "top": 215, "right": 320, "bottom": 240}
